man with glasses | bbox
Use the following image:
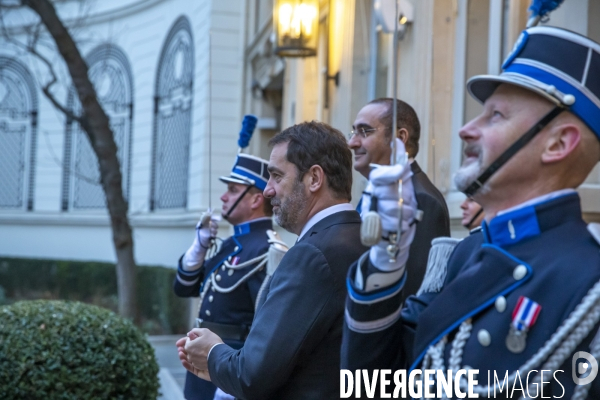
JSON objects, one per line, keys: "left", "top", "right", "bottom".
{"left": 348, "top": 98, "right": 450, "bottom": 299}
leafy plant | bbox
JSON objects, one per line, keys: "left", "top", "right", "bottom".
{"left": 0, "top": 300, "right": 160, "bottom": 399}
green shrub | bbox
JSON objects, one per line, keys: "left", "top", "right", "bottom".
{"left": 0, "top": 300, "right": 160, "bottom": 399}
{"left": 0, "top": 257, "right": 190, "bottom": 335}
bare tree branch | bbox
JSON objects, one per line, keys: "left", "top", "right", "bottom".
{"left": 42, "top": 129, "right": 99, "bottom": 185}
{"left": 0, "top": 6, "right": 83, "bottom": 124}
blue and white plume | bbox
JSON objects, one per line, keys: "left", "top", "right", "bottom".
{"left": 527, "top": 0, "right": 565, "bottom": 27}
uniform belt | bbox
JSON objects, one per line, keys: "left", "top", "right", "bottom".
{"left": 194, "top": 319, "right": 250, "bottom": 341}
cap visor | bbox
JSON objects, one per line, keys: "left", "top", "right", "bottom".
{"left": 467, "top": 74, "right": 561, "bottom": 105}
{"left": 219, "top": 176, "right": 252, "bottom": 186}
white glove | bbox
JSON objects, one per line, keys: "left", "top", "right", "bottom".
{"left": 213, "top": 388, "right": 235, "bottom": 400}
{"left": 363, "top": 140, "right": 417, "bottom": 272}
{"left": 183, "top": 210, "right": 220, "bottom": 271}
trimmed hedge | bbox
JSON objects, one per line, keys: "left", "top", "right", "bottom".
{"left": 0, "top": 300, "right": 159, "bottom": 399}
{"left": 0, "top": 257, "right": 190, "bottom": 335}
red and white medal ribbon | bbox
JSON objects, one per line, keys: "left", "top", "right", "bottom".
{"left": 512, "top": 295, "right": 541, "bottom": 331}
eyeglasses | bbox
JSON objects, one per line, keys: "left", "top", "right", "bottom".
{"left": 347, "top": 126, "right": 378, "bottom": 140}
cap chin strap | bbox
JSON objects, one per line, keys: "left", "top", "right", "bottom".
{"left": 463, "top": 106, "right": 565, "bottom": 197}
{"left": 464, "top": 206, "right": 484, "bottom": 229}
{"left": 224, "top": 185, "right": 253, "bottom": 220}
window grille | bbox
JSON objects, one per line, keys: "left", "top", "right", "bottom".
{"left": 149, "top": 16, "right": 194, "bottom": 210}
{"left": 0, "top": 57, "right": 38, "bottom": 211}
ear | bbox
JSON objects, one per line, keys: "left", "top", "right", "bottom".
{"left": 541, "top": 124, "right": 581, "bottom": 164}
{"left": 249, "top": 192, "right": 264, "bottom": 210}
{"left": 304, "top": 165, "right": 325, "bottom": 193}
{"left": 397, "top": 128, "right": 409, "bottom": 144}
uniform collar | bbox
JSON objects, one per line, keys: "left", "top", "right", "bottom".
{"left": 233, "top": 217, "right": 273, "bottom": 237}
{"left": 469, "top": 226, "right": 483, "bottom": 235}
{"left": 482, "top": 190, "right": 580, "bottom": 247}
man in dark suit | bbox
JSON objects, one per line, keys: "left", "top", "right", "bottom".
{"left": 348, "top": 98, "right": 450, "bottom": 299}
{"left": 177, "top": 121, "right": 367, "bottom": 399}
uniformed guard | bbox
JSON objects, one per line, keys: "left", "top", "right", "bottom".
{"left": 174, "top": 116, "right": 288, "bottom": 400}
{"left": 460, "top": 197, "right": 485, "bottom": 232}
{"left": 343, "top": 3, "right": 600, "bottom": 398}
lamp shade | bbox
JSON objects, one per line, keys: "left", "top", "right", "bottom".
{"left": 273, "top": 0, "right": 319, "bottom": 57}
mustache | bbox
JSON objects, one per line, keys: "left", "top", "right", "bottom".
{"left": 270, "top": 198, "right": 281, "bottom": 207}
{"left": 463, "top": 144, "right": 482, "bottom": 159}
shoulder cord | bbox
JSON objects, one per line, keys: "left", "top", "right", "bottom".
{"left": 219, "top": 236, "right": 288, "bottom": 272}
{"left": 418, "top": 277, "right": 600, "bottom": 398}
{"left": 210, "top": 255, "right": 268, "bottom": 294}
{"left": 223, "top": 253, "right": 268, "bottom": 270}
{"left": 195, "top": 252, "right": 269, "bottom": 314}
{"left": 206, "top": 236, "right": 288, "bottom": 297}
{"left": 252, "top": 237, "right": 289, "bottom": 311}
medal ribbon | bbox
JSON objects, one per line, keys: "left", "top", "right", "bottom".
{"left": 512, "top": 296, "right": 541, "bottom": 331}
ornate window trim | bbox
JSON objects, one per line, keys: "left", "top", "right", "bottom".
{"left": 0, "top": 56, "right": 38, "bottom": 211}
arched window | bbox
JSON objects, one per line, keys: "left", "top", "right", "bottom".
{"left": 62, "top": 44, "right": 134, "bottom": 210}
{"left": 0, "top": 57, "right": 38, "bottom": 211}
{"left": 149, "top": 16, "right": 194, "bottom": 210}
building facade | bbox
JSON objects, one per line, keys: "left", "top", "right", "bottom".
{"left": 1, "top": 0, "right": 598, "bottom": 267}
{"left": 0, "top": 0, "right": 249, "bottom": 266}
{"left": 245, "top": 0, "right": 600, "bottom": 236}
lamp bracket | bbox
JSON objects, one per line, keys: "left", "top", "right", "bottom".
{"left": 327, "top": 71, "right": 340, "bottom": 87}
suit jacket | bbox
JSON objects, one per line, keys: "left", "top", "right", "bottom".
{"left": 208, "top": 210, "right": 367, "bottom": 400}
{"left": 403, "top": 161, "right": 450, "bottom": 299}
{"left": 343, "top": 193, "right": 600, "bottom": 398}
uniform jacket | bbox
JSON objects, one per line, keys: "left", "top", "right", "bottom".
{"left": 343, "top": 193, "right": 600, "bottom": 398}
{"left": 208, "top": 210, "right": 368, "bottom": 400}
{"left": 174, "top": 218, "right": 272, "bottom": 400}
{"left": 403, "top": 161, "right": 450, "bottom": 299}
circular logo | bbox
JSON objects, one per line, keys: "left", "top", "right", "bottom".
{"left": 572, "top": 351, "right": 599, "bottom": 385}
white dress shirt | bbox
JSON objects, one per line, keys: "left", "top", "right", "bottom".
{"left": 297, "top": 203, "right": 355, "bottom": 241}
